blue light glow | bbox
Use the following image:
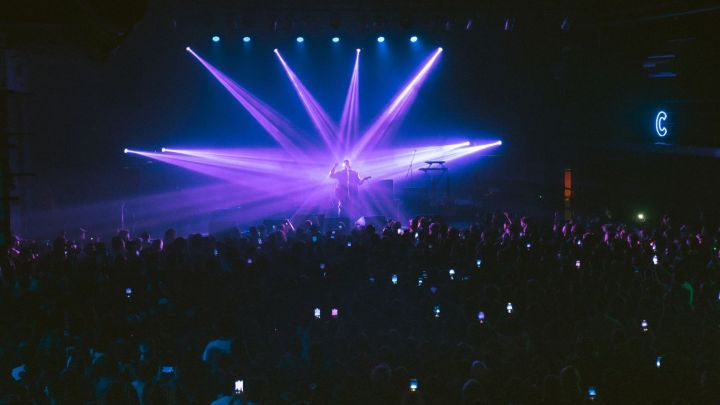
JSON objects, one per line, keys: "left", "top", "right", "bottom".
{"left": 410, "top": 36, "right": 418, "bottom": 43}
{"left": 409, "top": 379, "right": 418, "bottom": 392}
{"left": 377, "top": 36, "right": 385, "bottom": 43}
{"left": 242, "top": 36, "right": 251, "bottom": 43}
{"left": 655, "top": 111, "right": 668, "bottom": 137}
{"left": 212, "top": 35, "right": 220, "bottom": 42}
{"left": 332, "top": 36, "right": 340, "bottom": 43}
{"left": 296, "top": 36, "right": 304, "bottom": 43}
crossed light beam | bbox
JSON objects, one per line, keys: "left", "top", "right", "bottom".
{"left": 185, "top": 48, "right": 308, "bottom": 161}
{"left": 186, "top": 46, "right": 444, "bottom": 162}
{"left": 114, "top": 46, "right": 502, "bottom": 234}
{"left": 123, "top": 140, "right": 501, "bottom": 230}
{"left": 350, "top": 47, "right": 444, "bottom": 160}
{"left": 274, "top": 49, "right": 339, "bottom": 158}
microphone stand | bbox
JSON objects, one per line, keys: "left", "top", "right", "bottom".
{"left": 406, "top": 149, "right": 417, "bottom": 178}
{"left": 346, "top": 168, "right": 351, "bottom": 215}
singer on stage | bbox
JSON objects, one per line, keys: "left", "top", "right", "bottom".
{"left": 329, "top": 159, "right": 370, "bottom": 217}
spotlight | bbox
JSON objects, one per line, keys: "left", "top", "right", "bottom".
{"left": 185, "top": 46, "right": 190, "bottom": 51}
{"left": 410, "top": 36, "right": 418, "bottom": 43}
{"left": 356, "top": 48, "right": 361, "bottom": 53}
{"left": 462, "top": 141, "right": 470, "bottom": 146}
{"left": 377, "top": 36, "right": 385, "bottom": 43}
{"left": 123, "top": 148, "right": 128, "bottom": 154}
{"left": 161, "top": 147, "right": 166, "bottom": 153}
{"left": 332, "top": 36, "right": 340, "bottom": 43}
{"left": 242, "top": 36, "right": 251, "bottom": 43}
{"left": 273, "top": 48, "right": 278, "bottom": 53}
{"left": 212, "top": 35, "right": 220, "bottom": 42}
{"left": 296, "top": 36, "right": 304, "bottom": 43}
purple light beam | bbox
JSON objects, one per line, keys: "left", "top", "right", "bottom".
{"left": 352, "top": 47, "right": 444, "bottom": 159}
{"left": 339, "top": 49, "right": 361, "bottom": 156}
{"left": 186, "top": 48, "right": 308, "bottom": 160}
{"left": 274, "top": 49, "right": 339, "bottom": 156}
{"left": 359, "top": 140, "right": 502, "bottom": 180}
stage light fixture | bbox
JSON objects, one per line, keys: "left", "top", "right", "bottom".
{"left": 410, "top": 36, "right": 418, "bottom": 43}
{"left": 212, "top": 35, "right": 220, "bottom": 42}
{"left": 332, "top": 36, "right": 340, "bottom": 43}
{"left": 296, "top": 36, "right": 304, "bottom": 43}
{"left": 242, "top": 36, "right": 251, "bottom": 43}
{"left": 124, "top": 148, "right": 129, "bottom": 154}
{"left": 185, "top": 46, "right": 190, "bottom": 51}
{"left": 356, "top": 48, "right": 361, "bottom": 53}
{"left": 161, "top": 147, "right": 166, "bottom": 152}
{"left": 377, "top": 36, "right": 385, "bottom": 43}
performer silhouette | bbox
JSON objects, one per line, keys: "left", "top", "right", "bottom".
{"left": 329, "top": 159, "right": 370, "bottom": 217}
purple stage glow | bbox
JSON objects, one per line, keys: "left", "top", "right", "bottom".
{"left": 102, "top": 47, "right": 503, "bottom": 238}
{"left": 274, "top": 49, "right": 339, "bottom": 155}
{"left": 358, "top": 140, "right": 502, "bottom": 180}
{"left": 120, "top": 148, "right": 343, "bottom": 230}
{"left": 186, "top": 48, "right": 307, "bottom": 160}
{"left": 351, "top": 47, "right": 444, "bottom": 159}
{"left": 129, "top": 140, "right": 500, "bottom": 195}
{"left": 131, "top": 149, "right": 323, "bottom": 182}
{"left": 338, "top": 49, "right": 360, "bottom": 156}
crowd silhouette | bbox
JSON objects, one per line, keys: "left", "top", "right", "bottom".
{"left": 1, "top": 212, "right": 719, "bottom": 404}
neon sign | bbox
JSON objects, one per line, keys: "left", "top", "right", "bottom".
{"left": 655, "top": 111, "right": 668, "bottom": 137}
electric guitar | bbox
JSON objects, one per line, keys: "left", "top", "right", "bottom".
{"left": 335, "top": 176, "right": 372, "bottom": 200}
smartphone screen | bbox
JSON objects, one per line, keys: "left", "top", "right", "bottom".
{"left": 409, "top": 378, "right": 418, "bottom": 392}
{"left": 234, "top": 379, "right": 244, "bottom": 394}
{"left": 161, "top": 366, "right": 174, "bottom": 374}
{"left": 588, "top": 386, "right": 597, "bottom": 399}
{"left": 314, "top": 308, "right": 321, "bottom": 319}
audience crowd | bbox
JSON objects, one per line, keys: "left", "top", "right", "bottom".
{"left": 1, "top": 212, "right": 719, "bottom": 404}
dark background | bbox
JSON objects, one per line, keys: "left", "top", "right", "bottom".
{"left": 1, "top": 0, "right": 719, "bottom": 237}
